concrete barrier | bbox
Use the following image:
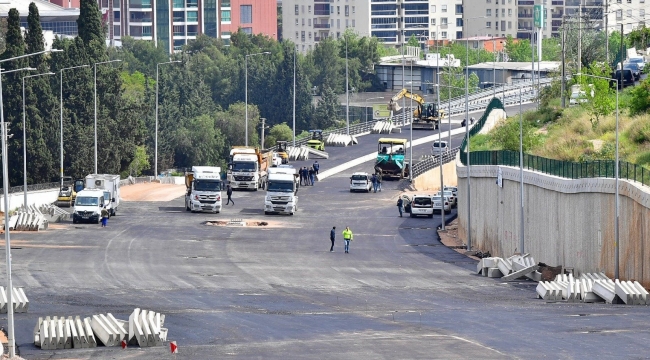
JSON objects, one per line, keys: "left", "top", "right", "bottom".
{"left": 592, "top": 279, "right": 617, "bottom": 303}
{"left": 91, "top": 315, "right": 117, "bottom": 347}
{"left": 0, "top": 286, "right": 28, "bottom": 313}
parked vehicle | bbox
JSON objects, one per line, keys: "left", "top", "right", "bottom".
{"left": 72, "top": 189, "right": 106, "bottom": 224}
{"left": 272, "top": 153, "right": 283, "bottom": 167}
{"left": 432, "top": 195, "right": 451, "bottom": 214}
{"left": 375, "top": 138, "right": 409, "bottom": 179}
{"left": 431, "top": 140, "right": 449, "bottom": 155}
{"left": 612, "top": 70, "right": 635, "bottom": 88}
{"left": 436, "top": 190, "right": 457, "bottom": 208}
{"left": 628, "top": 56, "right": 646, "bottom": 72}
{"left": 623, "top": 62, "right": 641, "bottom": 81}
{"left": 349, "top": 172, "right": 372, "bottom": 193}
{"left": 264, "top": 168, "right": 299, "bottom": 215}
{"left": 84, "top": 174, "right": 120, "bottom": 216}
{"left": 409, "top": 194, "right": 434, "bottom": 218}
{"left": 443, "top": 186, "right": 458, "bottom": 197}
{"left": 227, "top": 147, "right": 272, "bottom": 190}
{"left": 307, "top": 130, "right": 325, "bottom": 151}
{"left": 185, "top": 166, "right": 223, "bottom": 213}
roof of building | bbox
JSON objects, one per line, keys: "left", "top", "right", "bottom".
{"left": 0, "top": 0, "right": 79, "bottom": 20}
{"left": 467, "top": 61, "right": 561, "bottom": 71}
{"left": 457, "top": 36, "right": 508, "bottom": 41}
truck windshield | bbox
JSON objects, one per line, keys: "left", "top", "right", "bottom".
{"left": 76, "top": 197, "right": 99, "bottom": 206}
{"left": 194, "top": 180, "right": 222, "bottom": 192}
{"left": 267, "top": 180, "right": 294, "bottom": 192}
{"left": 232, "top": 162, "right": 256, "bottom": 172}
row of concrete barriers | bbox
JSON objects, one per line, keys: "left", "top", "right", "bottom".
{"left": 537, "top": 273, "right": 650, "bottom": 305}
{"left": 34, "top": 308, "right": 168, "bottom": 350}
{"left": 5, "top": 203, "right": 70, "bottom": 231}
{"left": 325, "top": 134, "right": 357, "bottom": 147}
{"left": 0, "top": 286, "right": 29, "bottom": 313}
{"left": 476, "top": 254, "right": 542, "bottom": 282}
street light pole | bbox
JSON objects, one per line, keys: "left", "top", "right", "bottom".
{"left": 293, "top": 45, "right": 296, "bottom": 147}
{"left": 346, "top": 35, "right": 350, "bottom": 136}
{"left": 59, "top": 65, "right": 89, "bottom": 186}
{"left": 437, "top": 82, "right": 444, "bottom": 230}
{"left": 22, "top": 71, "right": 54, "bottom": 208}
{"left": 519, "top": 87, "right": 525, "bottom": 254}
{"left": 94, "top": 59, "right": 121, "bottom": 175}
{"left": 245, "top": 52, "right": 271, "bottom": 147}
{"left": 155, "top": 60, "right": 180, "bottom": 178}
{"left": 0, "top": 48, "right": 60, "bottom": 359}
{"left": 465, "top": 30, "right": 472, "bottom": 251}
{"left": 409, "top": 61, "right": 413, "bottom": 182}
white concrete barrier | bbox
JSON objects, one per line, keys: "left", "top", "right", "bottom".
{"left": 0, "top": 286, "right": 28, "bottom": 313}
{"left": 592, "top": 279, "right": 617, "bottom": 303}
{"left": 91, "top": 314, "right": 117, "bottom": 347}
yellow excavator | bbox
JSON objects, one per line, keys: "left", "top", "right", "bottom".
{"left": 387, "top": 88, "right": 446, "bottom": 130}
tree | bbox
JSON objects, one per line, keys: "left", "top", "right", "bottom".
{"left": 108, "top": 36, "right": 169, "bottom": 78}
{"left": 407, "top": 34, "right": 419, "bottom": 48}
{"left": 77, "top": 0, "right": 104, "bottom": 46}
{"left": 312, "top": 86, "right": 340, "bottom": 129}
{"left": 504, "top": 35, "right": 531, "bottom": 62}
{"left": 580, "top": 63, "right": 615, "bottom": 129}
{"left": 439, "top": 66, "right": 479, "bottom": 101}
{"left": 264, "top": 122, "right": 293, "bottom": 148}
{"left": 309, "top": 38, "right": 343, "bottom": 94}
{"left": 128, "top": 145, "right": 150, "bottom": 176}
{"left": 0, "top": 18, "right": 7, "bottom": 54}
{"left": 629, "top": 76, "right": 650, "bottom": 115}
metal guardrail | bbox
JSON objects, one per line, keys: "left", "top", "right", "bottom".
{"left": 411, "top": 147, "right": 460, "bottom": 179}
{"left": 0, "top": 181, "right": 60, "bottom": 194}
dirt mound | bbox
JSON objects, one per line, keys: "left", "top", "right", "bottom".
{"left": 121, "top": 183, "right": 186, "bottom": 202}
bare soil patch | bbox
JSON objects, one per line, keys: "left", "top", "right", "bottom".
{"left": 121, "top": 183, "right": 186, "bottom": 202}
{"left": 437, "top": 218, "right": 480, "bottom": 261}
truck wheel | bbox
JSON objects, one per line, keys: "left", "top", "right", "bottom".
{"left": 350, "top": 189, "right": 354, "bottom": 193}
{"left": 264, "top": 211, "right": 270, "bottom": 215}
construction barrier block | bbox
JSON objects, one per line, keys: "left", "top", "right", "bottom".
{"left": 129, "top": 308, "right": 147, "bottom": 347}
{"left": 502, "top": 264, "right": 539, "bottom": 281}
{"left": 592, "top": 280, "right": 617, "bottom": 304}
{"left": 33, "top": 317, "right": 42, "bottom": 346}
{"left": 633, "top": 281, "right": 650, "bottom": 305}
{"left": 107, "top": 313, "right": 128, "bottom": 342}
{"left": 525, "top": 271, "right": 542, "bottom": 282}
{"left": 482, "top": 258, "right": 498, "bottom": 268}
{"left": 40, "top": 317, "right": 55, "bottom": 350}
{"left": 476, "top": 259, "right": 484, "bottom": 275}
{"left": 140, "top": 309, "right": 155, "bottom": 346}
{"left": 487, "top": 268, "right": 503, "bottom": 278}
{"left": 496, "top": 258, "right": 512, "bottom": 277}
{"left": 91, "top": 315, "right": 116, "bottom": 347}
{"left": 68, "top": 317, "right": 81, "bottom": 349}
{"left": 84, "top": 317, "right": 97, "bottom": 348}
{"left": 17, "top": 287, "right": 28, "bottom": 312}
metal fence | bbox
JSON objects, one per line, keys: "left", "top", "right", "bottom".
{"left": 411, "top": 147, "right": 460, "bottom": 179}
{"left": 0, "top": 181, "right": 60, "bottom": 194}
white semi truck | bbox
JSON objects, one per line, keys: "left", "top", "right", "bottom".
{"left": 185, "top": 166, "right": 223, "bottom": 213}
{"left": 264, "top": 166, "right": 299, "bottom": 215}
{"left": 85, "top": 174, "right": 120, "bottom": 216}
{"left": 227, "top": 148, "right": 271, "bottom": 191}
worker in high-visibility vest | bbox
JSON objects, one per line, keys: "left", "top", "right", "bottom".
{"left": 342, "top": 226, "right": 353, "bottom": 254}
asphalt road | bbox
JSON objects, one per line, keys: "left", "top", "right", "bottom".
{"left": 8, "top": 101, "right": 650, "bottom": 359}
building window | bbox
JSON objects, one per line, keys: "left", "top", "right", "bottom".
{"left": 173, "top": 0, "right": 183, "bottom": 8}
{"left": 309, "top": 31, "right": 312, "bottom": 39}
{"left": 441, "top": 5, "right": 447, "bottom": 12}
{"left": 295, "top": 18, "right": 299, "bottom": 25}
{"left": 337, "top": 19, "right": 340, "bottom": 28}
{"left": 431, "top": 5, "right": 436, "bottom": 12}
{"left": 241, "top": 5, "right": 252, "bottom": 24}
{"left": 173, "top": 25, "right": 184, "bottom": 36}
{"left": 337, "top": 6, "right": 340, "bottom": 14}
{"left": 486, "top": 9, "right": 491, "bottom": 16}
{"left": 308, "top": 5, "right": 311, "bottom": 12}
{"left": 616, "top": 10, "right": 622, "bottom": 19}
{"left": 301, "top": 30, "right": 305, "bottom": 41}
{"left": 173, "top": 11, "right": 184, "bottom": 22}
{"left": 441, "top": 31, "right": 447, "bottom": 39}
{"left": 302, "top": 18, "right": 305, "bottom": 26}
{"left": 456, "top": 5, "right": 462, "bottom": 14}
{"left": 441, "top": 17, "right": 447, "bottom": 25}
{"left": 295, "top": 5, "right": 299, "bottom": 15}
{"left": 186, "top": 0, "right": 198, "bottom": 7}
{"left": 242, "top": 27, "right": 252, "bottom": 34}
{"left": 352, "top": 6, "right": 355, "bottom": 13}
{"left": 352, "top": 19, "right": 355, "bottom": 27}
{"left": 296, "top": 31, "right": 299, "bottom": 39}
{"left": 431, "top": 18, "right": 436, "bottom": 25}
{"left": 142, "top": 25, "right": 152, "bottom": 35}
{"left": 346, "top": 19, "right": 349, "bottom": 27}
{"left": 222, "top": 0, "right": 230, "bottom": 6}
{"left": 345, "top": 5, "right": 349, "bottom": 16}
{"left": 627, "top": 9, "right": 632, "bottom": 18}
{"left": 221, "top": 10, "right": 231, "bottom": 22}
{"left": 308, "top": 18, "right": 311, "bottom": 26}
{"left": 486, "top": 21, "right": 491, "bottom": 27}
{"left": 508, "top": 9, "right": 512, "bottom": 16}
{"left": 456, "top": 18, "right": 463, "bottom": 26}
{"left": 187, "top": 11, "right": 198, "bottom": 22}
{"left": 508, "top": 21, "right": 511, "bottom": 29}
{"left": 641, "top": 9, "right": 646, "bottom": 17}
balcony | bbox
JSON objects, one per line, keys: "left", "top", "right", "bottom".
{"left": 314, "top": 23, "right": 330, "bottom": 28}
{"left": 314, "top": 10, "right": 330, "bottom": 15}
{"left": 552, "top": 12, "right": 563, "bottom": 18}
{"left": 315, "top": 36, "right": 322, "bottom": 41}
{"left": 518, "top": 13, "right": 532, "bottom": 18}
{"left": 518, "top": 1, "right": 534, "bottom": 5}
{"left": 552, "top": 1, "right": 563, "bottom": 5}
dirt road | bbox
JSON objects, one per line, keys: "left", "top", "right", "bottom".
{"left": 121, "top": 183, "right": 186, "bottom": 202}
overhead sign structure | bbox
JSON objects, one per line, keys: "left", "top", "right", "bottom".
{"left": 533, "top": 5, "right": 544, "bottom": 29}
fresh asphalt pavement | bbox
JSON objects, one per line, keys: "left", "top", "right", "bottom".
{"left": 9, "top": 102, "right": 650, "bottom": 359}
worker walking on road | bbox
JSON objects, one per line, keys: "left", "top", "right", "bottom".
{"left": 100, "top": 206, "right": 109, "bottom": 228}
{"left": 309, "top": 167, "right": 315, "bottom": 186}
{"left": 299, "top": 168, "right": 305, "bottom": 186}
{"left": 397, "top": 197, "right": 404, "bottom": 217}
{"left": 313, "top": 161, "right": 320, "bottom": 175}
{"left": 377, "top": 172, "right": 383, "bottom": 192}
{"left": 342, "top": 226, "right": 353, "bottom": 253}
{"left": 330, "top": 226, "right": 336, "bottom": 252}
{"left": 371, "top": 173, "right": 378, "bottom": 193}
{"left": 226, "top": 184, "right": 234, "bottom": 205}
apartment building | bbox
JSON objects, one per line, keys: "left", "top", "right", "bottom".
{"left": 219, "top": 0, "right": 278, "bottom": 44}
{"left": 465, "top": 0, "right": 650, "bottom": 41}
{"left": 282, "top": 0, "right": 370, "bottom": 54}
{"left": 48, "top": 0, "right": 81, "bottom": 8}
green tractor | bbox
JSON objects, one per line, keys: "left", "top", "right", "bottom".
{"left": 306, "top": 130, "right": 325, "bottom": 151}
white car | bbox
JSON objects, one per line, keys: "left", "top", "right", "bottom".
{"left": 350, "top": 172, "right": 372, "bottom": 192}
{"left": 432, "top": 195, "right": 451, "bottom": 214}
{"left": 436, "top": 190, "right": 457, "bottom": 208}
{"left": 443, "top": 186, "right": 458, "bottom": 197}
{"left": 431, "top": 140, "right": 449, "bottom": 155}
{"left": 409, "top": 194, "right": 434, "bottom": 218}
{"left": 271, "top": 153, "right": 283, "bottom": 167}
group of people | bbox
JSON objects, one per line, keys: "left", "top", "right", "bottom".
{"left": 461, "top": 117, "right": 475, "bottom": 127}
{"left": 370, "top": 172, "right": 383, "bottom": 193}
{"left": 299, "top": 161, "right": 320, "bottom": 186}
{"left": 330, "top": 226, "right": 354, "bottom": 253}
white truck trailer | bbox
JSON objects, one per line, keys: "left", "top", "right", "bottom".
{"left": 185, "top": 166, "right": 223, "bottom": 213}
{"left": 264, "top": 167, "right": 299, "bottom": 215}
{"left": 85, "top": 174, "right": 120, "bottom": 216}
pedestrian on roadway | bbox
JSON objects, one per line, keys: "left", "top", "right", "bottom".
{"left": 376, "top": 172, "right": 383, "bottom": 192}
{"left": 226, "top": 183, "right": 234, "bottom": 205}
{"left": 342, "top": 226, "right": 353, "bottom": 253}
{"left": 397, "top": 197, "right": 404, "bottom": 217}
{"left": 371, "top": 173, "right": 378, "bottom": 193}
{"left": 461, "top": 118, "right": 467, "bottom": 127}
{"left": 313, "top": 160, "right": 320, "bottom": 175}
{"left": 305, "top": 167, "right": 312, "bottom": 186}
{"left": 309, "top": 167, "right": 315, "bottom": 186}
{"left": 330, "top": 226, "right": 336, "bottom": 252}
{"left": 100, "top": 206, "right": 109, "bottom": 228}
{"left": 299, "top": 167, "right": 305, "bottom": 186}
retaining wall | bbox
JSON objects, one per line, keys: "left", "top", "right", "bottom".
{"left": 413, "top": 161, "right": 458, "bottom": 191}
{"left": 457, "top": 162, "right": 650, "bottom": 287}
{"left": 0, "top": 189, "right": 59, "bottom": 212}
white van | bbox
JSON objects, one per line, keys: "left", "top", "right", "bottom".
{"left": 73, "top": 189, "right": 105, "bottom": 224}
{"left": 431, "top": 140, "right": 449, "bottom": 155}
{"left": 350, "top": 172, "right": 372, "bottom": 192}
{"left": 409, "top": 194, "right": 434, "bottom": 218}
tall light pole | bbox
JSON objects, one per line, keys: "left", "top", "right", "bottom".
{"left": 402, "top": 30, "right": 406, "bottom": 128}
{"left": 22, "top": 71, "right": 54, "bottom": 207}
{"left": 519, "top": 87, "right": 525, "bottom": 254}
{"left": 576, "top": 73, "right": 619, "bottom": 279}
{"left": 59, "top": 64, "right": 89, "bottom": 186}
{"left": 245, "top": 51, "right": 271, "bottom": 147}
{"left": 0, "top": 48, "right": 61, "bottom": 359}
{"left": 365, "top": 96, "right": 384, "bottom": 122}
{"left": 409, "top": 61, "right": 414, "bottom": 182}
{"left": 155, "top": 60, "right": 180, "bottom": 178}
{"left": 436, "top": 82, "right": 444, "bottom": 230}
{"left": 345, "top": 34, "right": 350, "bottom": 136}
{"left": 293, "top": 45, "right": 296, "bottom": 147}
{"left": 94, "top": 59, "right": 121, "bottom": 175}
{"left": 462, "top": 18, "right": 485, "bottom": 251}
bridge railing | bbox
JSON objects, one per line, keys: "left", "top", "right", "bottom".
{"left": 411, "top": 147, "right": 460, "bottom": 179}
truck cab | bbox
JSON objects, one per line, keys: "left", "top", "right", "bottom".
{"left": 264, "top": 168, "right": 298, "bottom": 215}
{"left": 73, "top": 189, "right": 105, "bottom": 224}
{"left": 227, "top": 148, "right": 270, "bottom": 190}
{"left": 185, "top": 166, "right": 223, "bottom": 213}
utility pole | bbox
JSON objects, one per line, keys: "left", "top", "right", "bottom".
{"left": 561, "top": 17, "right": 566, "bottom": 108}
{"left": 260, "top": 117, "right": 267, "bottom": 149}
{"left": 605, "top": 0, "right": 609, "bottom": 64}
{"left": 578, "top": 0, "right": 582, "bottom": 75}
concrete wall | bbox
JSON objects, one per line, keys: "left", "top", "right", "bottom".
{"left": 0, "top": 189, "right": 60, "bottom": 213}
{"left": 413, "top": 161, "right": 457, "bottom": 192}
{"left": 457, "top": 162, "right": 650, "bottom": 287}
